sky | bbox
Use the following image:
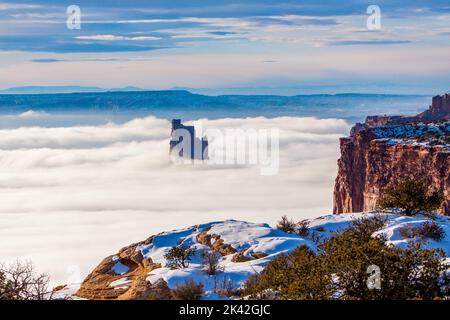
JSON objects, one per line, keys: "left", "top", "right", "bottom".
{"left": 0, "top": 0, "right": 449, "bottom": 94}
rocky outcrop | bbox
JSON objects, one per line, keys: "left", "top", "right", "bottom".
{"left": 74, "top": 237, "right": 163, "bottom": 300}
{"left": 350, "top": 94, "right": 450, "bottom": 132}
{"left": 333, "top": 94, "right": 450, "bottom": 215}
{"left": 196, "top": 230, "right": 237, "bottom": 256}
{"left": 418, "top": 94, "right": 450, "bottom": 121}
{"left": 196, "top": 230, "right": 268, "bottom": 262}
{"left": 73, "top": 220, "right": 308, "bottom": 300}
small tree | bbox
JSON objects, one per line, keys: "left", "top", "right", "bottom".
{"left": 0, "top": 261, "right": 52, "bottom": 300}
{"left": 296, "top": 220, "right": 310, "bottom": 237}
{"left": 276, "top": 215, "right": 296, "bottom": 233}
{"left": 202, "top": 251, "right": 223, "bottom": 276}
{"left": 377, "top": 177, "right": 444, "bottom": 216}
{"left": 164, "top": 244, "right": 195, "bottom": 269}
{"left": 0, "top": 270, "right": 14, "bottom": 300}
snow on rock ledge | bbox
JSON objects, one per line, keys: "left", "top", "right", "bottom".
{"left": 66, "top": 214, "right": 450, "bottom": 300}
{"left": 307, "top": 212, "right": 450, "bottom": 256}
{"left": 72, "top": 220, "right": 313, "bottom": 300}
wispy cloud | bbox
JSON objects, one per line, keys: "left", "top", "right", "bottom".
{"left": 0, "top": 2, "right": 40, "bottom": 10}
{"left": 326, "top": 39, "right": 413, "bottom": 46}
{"left": 0, "top": 0, "right": 448, "bottom": 91}
{"left": 75, "top": 34, "right": 161, "bottom": 41}
{"left": 31, "top": 57, "right": 156, "bottom": 63}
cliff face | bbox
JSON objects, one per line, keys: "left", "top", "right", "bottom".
{"left": 333, "top": 94, "right": 450, "bottom": 215}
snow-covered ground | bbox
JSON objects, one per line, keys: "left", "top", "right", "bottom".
{"left": 140, "top": 220, "right": 314, "bottom": 299}
{"left": 56, "top": 212, "right": 450, "bottom": 299}
{"left": 371, "top": 122, "right": 450, "bottom": 139}
{"left": 371, "top": 122, "right": 450, "bottom": 148}
{"left": 307, "top": 212, "right": 450, "bottom": 256}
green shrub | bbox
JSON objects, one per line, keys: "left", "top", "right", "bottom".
{"left": 171, "top": 280, "right": 204, "bottom": 300}
{"left": 0, "top": 270, "right": 14, "bottom": 300}
{"left": 243, "top": 216, "right": 449, "bottom": 300}
{"left": 243, "top": 245, "right": 332, "bottom": 299}
{"left": 277, "top": 216, "right": 311, "bottom": 237}
{"left": 377, "top": 177, "right": 444, "bottom": 216}
{"left": 343, "top": 214, "right": 388, "bottom": 240}
{"left": 164, "top": 244, "right": 195, "bottom": 269}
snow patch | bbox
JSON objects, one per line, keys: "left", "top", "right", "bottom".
{"left": 111, "top": 261, "right": 129, "bottom": 275}
{"left": 109, "top": 277, "right": 132, "bottom": 287}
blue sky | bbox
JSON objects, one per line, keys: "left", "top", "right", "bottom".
{"left": 0, "top": 0, "right": 449, "bottom": 94}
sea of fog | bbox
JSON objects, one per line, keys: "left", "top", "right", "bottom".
{"left": 0, "top": 93, "right": 431, "bottom": 285}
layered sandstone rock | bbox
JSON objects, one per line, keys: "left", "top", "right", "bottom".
{"left": 74, "top": 237, "right": 165, "bottom": 300}
{"left": 196, "top": 230, "right": 237, "bottom": 256}
{"left": 333, "top": 94, "right": 450, "bottom": 215}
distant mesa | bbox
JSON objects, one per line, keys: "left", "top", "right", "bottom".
{"left": 169, "top": 119, "right": 208, "bottom": 160}
{"left": 352, "top": 93, "right": 450, "bottom": 131}
{"left": 0, "top": 85, "right": 146, "bottom": 95}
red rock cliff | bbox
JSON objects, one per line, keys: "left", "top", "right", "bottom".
{"left": 333, "top": 94, "right": 450, "bottom": 215}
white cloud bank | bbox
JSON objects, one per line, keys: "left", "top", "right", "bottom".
{"left": 0, "top": 115, "right": 350, "bottom": 285}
